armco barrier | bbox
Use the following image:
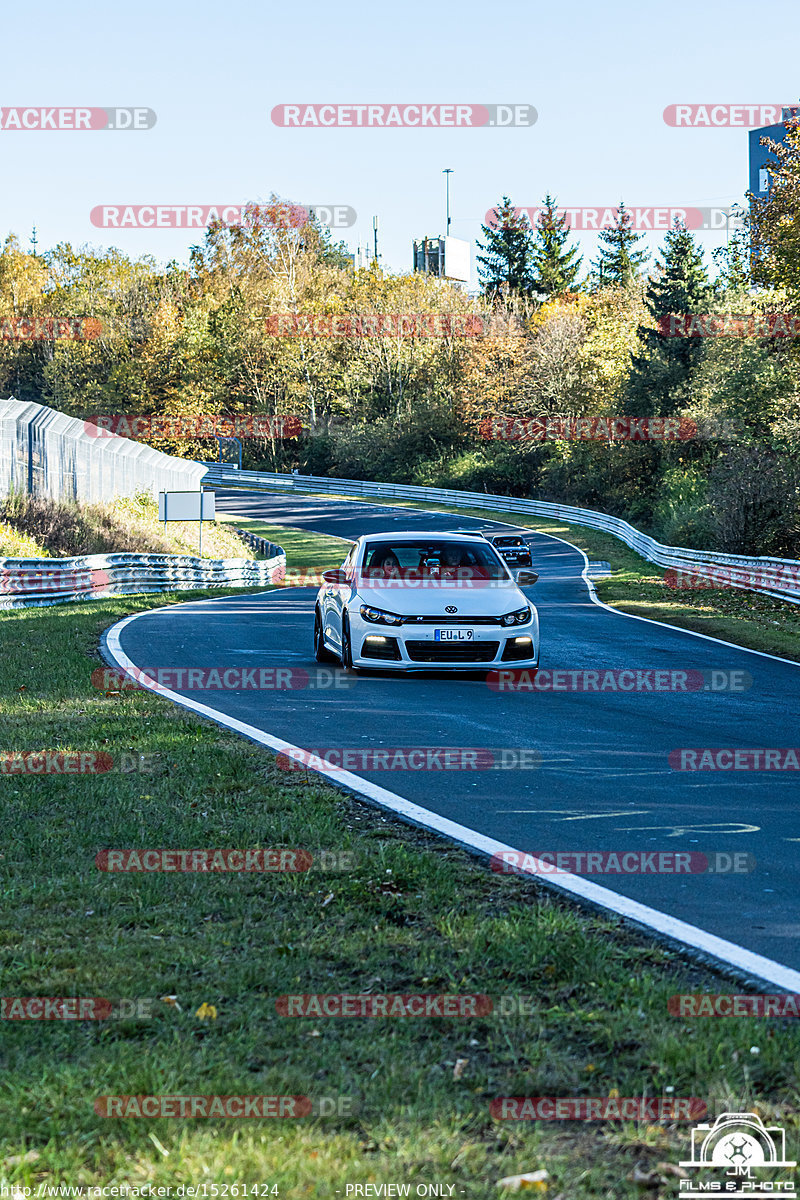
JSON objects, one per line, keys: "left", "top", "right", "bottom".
{"left": 0, "top": 548, "right": 285, "bottom": 610}
{"left": 233, "top": 527, "right": 282, "bottom": 557}
{"left": 0, "top": 398, "right": 206, "bottom": 503}
{"left": 201, "top": 465, "right": 800, "bottom": 606}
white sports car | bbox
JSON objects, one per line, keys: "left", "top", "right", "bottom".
{"left": 313, "top": 531, "right": 539, "bottom": 672}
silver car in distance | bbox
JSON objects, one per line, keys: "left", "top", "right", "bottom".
{"left": 313, "top": 531, "right": 539, "bottom": 672}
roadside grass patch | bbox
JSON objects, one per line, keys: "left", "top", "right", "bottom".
{"left": 0, "top": 491, "right": 257, "bottom": 561}
{"left": 215, "top": 514, "right": 352, "bottom": 568}
{"left": 1, "top": 528, "right": 799, "bottom": 1196}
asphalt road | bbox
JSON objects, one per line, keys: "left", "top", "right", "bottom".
{"left": 107, "top": 490, "right": 800, "bottom": 973}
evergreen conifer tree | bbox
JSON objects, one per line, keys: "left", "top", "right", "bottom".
{"left": 591, "top": 202, "right": 649, "bottom": 286}
{"left": 628, "top": 221, "right": 711, "bottom": 413}
{"left": 530, "top": 194, "right": 583, "bottom": 297}
{"left": 477, "top": 197, "right": 535, "bottom": 297}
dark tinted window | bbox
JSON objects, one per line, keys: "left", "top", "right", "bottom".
{"left": 361, "top": 540, "right": 508, "bottom": 581}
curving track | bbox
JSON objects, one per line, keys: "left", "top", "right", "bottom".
{"left": 102, "top": 491, "right": 800, "bottom": 985}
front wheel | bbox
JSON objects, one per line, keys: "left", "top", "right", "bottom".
{"left": 341, "top": 615, "right": 358, "bottom": 672}
{"left": 314, "top": 608, "right": 337, "bottom": 663}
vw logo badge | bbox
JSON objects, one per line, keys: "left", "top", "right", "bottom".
{"left": 445, "top": 605, "right": 457, "bottom": 614}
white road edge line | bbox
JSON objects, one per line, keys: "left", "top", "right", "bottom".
{"left": 103, "top": 596, "right": 800, "bottom": 993}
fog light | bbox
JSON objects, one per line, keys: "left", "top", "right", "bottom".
{"left": 513, "top": 637, "right": 532, "bottom": 646}
{"left": 364, "top": 635, "right": 388, "bottom": 645}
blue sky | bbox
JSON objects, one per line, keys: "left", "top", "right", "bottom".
{"left": 2, "top": 0, "right": 798, "bottom": 286}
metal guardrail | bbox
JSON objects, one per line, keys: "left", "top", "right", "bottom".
{"left": 202, "top": 464, "right": 800, "bottom": 605}
{"left": 232, "top": 528, "right": 283, "bottom": 558}
{"left": 0, "top": 547, "right": 286, "bottom": 610}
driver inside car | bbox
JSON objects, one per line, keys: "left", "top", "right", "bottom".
{"left": 366, "top": 548, "right": 402, "bottom": 579}
{"left": 438, "top": 545, "right": 485, "bottom": 581}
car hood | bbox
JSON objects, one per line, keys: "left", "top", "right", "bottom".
{"left": 354, "top": 582, "right": 529, "bottom": 617}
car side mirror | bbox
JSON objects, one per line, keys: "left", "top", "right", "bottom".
{"left": 322, "top": 569, "right": 348, "bottom": 584}
{"left": 515, "top": 569, "right": 539, "bottom": 586}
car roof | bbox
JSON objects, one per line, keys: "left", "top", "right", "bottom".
{"left": 357, "top": 530, "right": 491, "bottom": 543}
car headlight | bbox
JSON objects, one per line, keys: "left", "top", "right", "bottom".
{"left": 360, "top": 605, "right": 403, "bottom": 626}
{"left": 501, "top": 606, "right": 531, "bottom": 626}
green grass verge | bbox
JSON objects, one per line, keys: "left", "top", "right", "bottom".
{"left": 2, "top": 525, "right": 799, "bottom": 1198}
{"left": 0, "top": 493, "right": 260, "bottom": 562}
{"left": 216, "top": 515, "right": 352, "bottom": 567}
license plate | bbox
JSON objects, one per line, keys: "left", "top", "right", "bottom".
{"left": 434, "top": 629, "right": 474, "bottom": 641}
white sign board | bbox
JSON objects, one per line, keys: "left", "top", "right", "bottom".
{"left": 443, "top": 237, "right": 471, "bottom": 283}
{"left": 158, "top": 491, "right": 216, "bottom": 522}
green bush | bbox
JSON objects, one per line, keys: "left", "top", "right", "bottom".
{"left": 651, "top": 465, "right": 715, "bottom": 547}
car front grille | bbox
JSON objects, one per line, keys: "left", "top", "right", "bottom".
{"left": 401, "top": 615, "right": 501, "bottom": 625}
{"left": 405, "top": 640, "right": 500, "bottom": 663}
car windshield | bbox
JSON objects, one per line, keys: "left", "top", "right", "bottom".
{"left": 360, "top": 540, "right": 509, "bottom": 582}
{"left": 493, "top": 537, "right": 523, "bottom": 547}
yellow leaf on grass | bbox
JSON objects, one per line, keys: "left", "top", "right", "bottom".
{"left": 195, "top": 1002, "right": 218, "bottom": 1020}
{"left": 496, "top": 1169, "right": 549, "bottom": 1191}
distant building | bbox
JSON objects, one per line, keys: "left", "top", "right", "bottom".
{"left": 348, "top": 246, "right": 374, "bottom": 270}
{"left": 749, "top": 105, "right": 799, "bottom": 199}
{"left": 412, "top": 236, "right": 471, "bottom": 284}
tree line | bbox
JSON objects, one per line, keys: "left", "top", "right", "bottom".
{"left": 1, "top": 125, "right": 799, "bottom": 555}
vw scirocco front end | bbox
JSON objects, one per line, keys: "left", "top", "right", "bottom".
{"left": 314, "top": 532, "right": 540, "bottom": 672}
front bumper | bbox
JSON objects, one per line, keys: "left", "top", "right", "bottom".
{"left": 350, "top": 619, "right": 539, "bottom": 671}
